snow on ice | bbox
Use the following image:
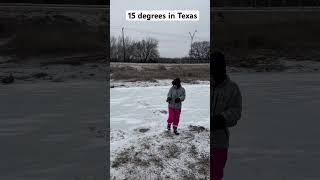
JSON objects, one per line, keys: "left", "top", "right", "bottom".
{"left": 110, "top": 83, "right": 210, "bottom": 179}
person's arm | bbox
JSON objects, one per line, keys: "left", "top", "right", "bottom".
{"left": 167, "top": 87, "right": 173, "bottom": 98}
{"left": 166, "top": 87, "right": 173, "bottom": 102}
{"left": 179, "top": 88, "right": 186, "bottom": 102}
{"left": 220, "top": 84, "right": 242, "bottom": 127}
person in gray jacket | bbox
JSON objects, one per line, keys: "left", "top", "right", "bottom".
{"left": 166, "top": 78, "right": 186, "bottom": 135}
{"left": 211, "top": 52, "right": 242, "bottom": 180}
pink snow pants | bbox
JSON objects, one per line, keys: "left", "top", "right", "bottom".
{"left": 211, "top": 148, "right": 228, "bottom": 180}
{"left": 167, "top": 107, "right": 181, "bottom": 129}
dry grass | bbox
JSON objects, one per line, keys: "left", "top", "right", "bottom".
{"left": 213, "top": 11, "right": 320, "bottom": 62}
{"left": 0, "top": 15, "right": 106, "bottom": 58}
{"left": 111, "top": 147, "right": 132, "bottom": 168}
{"left": 110, "top": 63, "right": 210, "bottom": 81}
{"left": 111, "top": 126, "right": 210, "bottom": 179}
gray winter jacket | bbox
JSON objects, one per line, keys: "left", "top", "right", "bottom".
{"left": 167, "top": 86, "right": 186, "bottom": 109}
{"left": 211, "top": 76, "right": 242, "bottom": 149}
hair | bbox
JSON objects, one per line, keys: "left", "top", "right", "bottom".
{"left": 172, "top": 78, "right": 181, "bottom": 86}
{"left": 211, "top": 51, "right": 225, "bottom": 68}
{"left": 211, "top": 51, "right": 227, "bottom": 79}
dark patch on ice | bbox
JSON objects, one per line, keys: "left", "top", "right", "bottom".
{"left": 95, "top": 129, "right": 106, "bottom": 138}
{"left": 188, "top": 125, "right": 207, "bottom": 133}
{"left": 137, "top": 101, "right": 149, "bottom": 107}
{"left": 88, "top": 126, "right": 96, "bottom": 132}
{"left": 159, "top": 110, "right": 167, "bottom": 114}
{"left": 153, "top": 110, "right": 168, "bottom": 115}
{"left": 138, "top": 128, "right": 150, "bottom": 133}
{"left": 1, "top": 73, "right": 14, "bottom": 84}
{"left": 51, "top": 77, "right": 64, "bottom": 83}
{"left": 32, "top": 72, "right": 48, "bottom": 79}
{"left": 88, "top": 127, "right": 107, "bottom": 138}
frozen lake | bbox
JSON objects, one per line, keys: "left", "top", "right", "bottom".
{"left": 0, "top": 81, "right": 108, "bottom": 180}
{"left": 228, "top": 73, "right": 320, "bottom": 180}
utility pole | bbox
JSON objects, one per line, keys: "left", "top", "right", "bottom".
{"left": 122, "top": 27, "right": 126, "bottom": 62}
{"left": 189, "top": 30, "right": 197, "bottom": 61}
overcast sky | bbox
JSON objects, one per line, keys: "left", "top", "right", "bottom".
{"left": 110, "top": 0, "right": 210, "bottom": 58}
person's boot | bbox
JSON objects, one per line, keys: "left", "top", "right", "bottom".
{"left": 167, "top": 124, "right": 171, "bottom": 131}
{"left": 173, "top": 128, "right": 179, "bottom": 135}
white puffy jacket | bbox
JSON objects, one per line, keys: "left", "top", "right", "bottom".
{"left": 211, "top": 76, "right": 242, "bottom": 149}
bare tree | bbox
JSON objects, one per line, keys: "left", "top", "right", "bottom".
{"left": 189, "top": 41, "right": 210, "bottom": 61}
{"left": 115, "top": 36, "right": 135, "bottom": 61}
{"left": 110, "top": 36, "right": 160, "bottom": 62}
{"left": 132, "top": 37, "right": 160, "bottom": 63}
{"left": 110, "top": 36, "right": 118, "bottom": 61}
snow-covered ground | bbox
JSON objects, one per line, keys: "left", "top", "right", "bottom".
{"left": 111, "top": 73, "right": 320, "bottom": 180}
{"left": 110, "top": 79, "right": 209, "bottom": 88}
{"left": 110, "top": 84, "right": 210, "bottom": 179}
{"left": 0, "top": 62, "right": 107, "bottom": 83}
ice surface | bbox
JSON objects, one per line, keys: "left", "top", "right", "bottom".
{"left": 0, "top": 82, "right": 107, "bottom": 180}
{"left": 228, "top": 73, "right": 320, "bottom": 180}
{"left": 111, "top": 84, "right": 210, "bottom": 129}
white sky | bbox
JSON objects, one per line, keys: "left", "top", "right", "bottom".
{"left": 110, "top": 0, "right": 210, "bottom": 58}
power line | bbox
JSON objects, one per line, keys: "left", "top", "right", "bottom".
{"left": 110, "top": 26, "right": 209, "bottom": 40}
{"left": 122, "top": 27, "right": 126, "bottom": 62}
{"left": 189, "top": 30, "right": 197, "bottom": 56}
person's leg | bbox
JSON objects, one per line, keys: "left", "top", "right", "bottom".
{"left": 172, "top": 109, "right": 181, "bottom": 131}
{"left": 167, "top": 107, "right": 175, "bottom": 130}
{"left": 211, "top": 148, "right": 228, "bottom": 180}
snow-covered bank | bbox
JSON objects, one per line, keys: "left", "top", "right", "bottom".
{"left": 110, "top": 84, "right": 210, "bottom": 179}
{"left": 111, "top": 127, "right": 210, "bottom": 179}
{"left": 111, "top": 73, "right": 320, "bottom": 179}
{"left": 110, "top": 79, "right": 209, "bottom": 88}
{"left": 0, "top": 62, "right": 107, "bottom": 84}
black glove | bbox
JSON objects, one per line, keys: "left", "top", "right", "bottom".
{"left": 175, "top": 98, "right": 181, "bottom": 103}
{"left": 166, "top": 97, "right": 172, "bottom": 102}
{"left": 213, "top": 114, "right": 226, "bottom": 130}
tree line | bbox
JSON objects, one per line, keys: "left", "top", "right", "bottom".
{"left": 110, "top": 35, "right": 210, "bottom": 63}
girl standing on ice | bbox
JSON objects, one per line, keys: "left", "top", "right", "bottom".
{"left": 166, "top": 78, "right": 186, "bottom": 135}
